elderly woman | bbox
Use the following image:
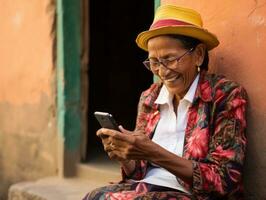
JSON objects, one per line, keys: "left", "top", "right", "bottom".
{"left": 84, "top": 4, "right": 247, "bottom": 200}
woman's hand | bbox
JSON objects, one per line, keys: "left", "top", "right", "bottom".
{"left": 97, "top": 126, "right": 193, "bottom": 183}
{"left": 97, "top": 126, "right": 154, "bottom": 176}
{"left": 96, "top": 126, "right": 154, "bottom": 162}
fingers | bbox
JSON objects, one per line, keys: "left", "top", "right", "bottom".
{"left": 103, "top": 142, "right": 113, "bottom": 152}
{"left": 107, "top": 151, "right": 117, "bottom": 160}
{"left": 108, "top": 149, "right": 128, "bottom": 161}
{"left": 97, "top": 128, "right": 123, "bottom": 149}
{"left": 97, "top": 127, "right": 133, "bottom": 144}
{"left": 107, "top": 148, "right": 122, "bottom": 161}
{"left": 109, "top": 142, "right": 116, "bottom": 152}
{"left": 119, "top": 125, "right": 132, "bottom": 134}
{"left": 97, "top": 127, "right": 150, "bottom": 161}
{"left": 96, "top": 128, "right": 128, "bottom": 161}
{"left": 96, "top": 128, "right": 121, "bottom": 138}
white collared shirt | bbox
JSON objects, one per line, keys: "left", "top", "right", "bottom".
{"left": 140, "top": 74, "right": 199, "bottom": 192}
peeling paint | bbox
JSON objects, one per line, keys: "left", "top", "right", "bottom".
{"left": 56, "top": 0, "right": 81, "bottom": 150}
{"left": 256, "top": 32, "right": 262, "bottom": 47}
{"left": 249, "top": 15, "right": 266, "bottom": 26}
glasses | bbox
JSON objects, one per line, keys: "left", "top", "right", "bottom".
{"left": 143, "top": 47, "right": 194, "bottom": 71}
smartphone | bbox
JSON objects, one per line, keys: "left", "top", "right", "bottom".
{"left": 94, "top": 111, "right": 120, "bottom": 131}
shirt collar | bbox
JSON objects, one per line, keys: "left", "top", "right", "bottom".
{"left": 155, "top": 74, "right": 200, "bottom": 105}
{"left": 154, "top": 84, "right": 172, "bottom": 105}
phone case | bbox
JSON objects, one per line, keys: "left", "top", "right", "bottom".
{"left": 94, "top": 112, "right": 119, "bottom": 131}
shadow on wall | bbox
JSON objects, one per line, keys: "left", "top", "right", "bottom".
{"left": 0, "top": 143, "right": 7, "bottom": 200}
{"left": 0, "top": 133, "right": 3, "bottom": 199}
{"left": 0, "top": 133, "right": 15, "bottom": 200}
{"left": 243, "top": 106, "right": 266, "bottom": 199}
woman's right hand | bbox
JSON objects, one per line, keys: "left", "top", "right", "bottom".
{"left": 97, "top": 128, "right": 132, "bottom": 162}
{"left": 96, "top": 128, "right": 136, "bottom": 175}
{"left": 96, "top": 128, "right": 116, "bottom": 154}
{"left": 96, "top": 127, "right": 156, "bottom": 161}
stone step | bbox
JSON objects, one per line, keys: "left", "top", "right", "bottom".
{"left": 8, "top": 177, "right": 101, "bottom": 200}
{"left": 76, "top": 162, "right": 121, "bottom": 183}
{"left": 8, "top": 162, "right": 121, "bottom": 200}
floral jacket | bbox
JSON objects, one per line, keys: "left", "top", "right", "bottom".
{"left": 122, "top": 72, "right": 248, "bottom": 199}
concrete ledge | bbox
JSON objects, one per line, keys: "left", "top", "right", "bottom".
{"left": 8, "top": 177, "right": 105, "bottom": 200}
{"left": 8, "top": 161, "right": 121, "bottom": 200}
{"left": 76, "top": 163, "right": 121, "bottom": 183}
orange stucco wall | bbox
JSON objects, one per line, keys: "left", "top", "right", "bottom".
{"left": 162, "top": 0, "right": 266, "bottom": 199}
{"left": 0, "top": 1, "right": 55, "bottom": 105}
{"left": 0, "top": 0, "right": 57, "bottom": 198}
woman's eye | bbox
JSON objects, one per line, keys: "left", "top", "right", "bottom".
{"left": 150, "top": 60, "right": 159, "bottom": 65}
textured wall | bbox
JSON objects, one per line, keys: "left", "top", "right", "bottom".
{"left": 0, "top": 0, "right": 57, "bottom": 199}
{"left": 161, "top": 0, "right": 266, "bottom": 199}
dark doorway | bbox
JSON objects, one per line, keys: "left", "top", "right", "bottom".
{"left": 86, "top": 1, "right": 154, "bottom": 161}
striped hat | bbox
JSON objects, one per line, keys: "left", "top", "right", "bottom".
{"left": 136, "top": 5, "right": 219, "bottom": 51}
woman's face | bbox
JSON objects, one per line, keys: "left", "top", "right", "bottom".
{"left": 147, "top": 35, "right": 204, "bottom": 99}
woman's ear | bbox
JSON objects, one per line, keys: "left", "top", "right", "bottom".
{"left": 194, "top": 43, "right": 206, "bottom": 66}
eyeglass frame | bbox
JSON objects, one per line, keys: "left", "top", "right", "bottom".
{"left": 142, "top": 47, "right": 195, "bottom": 72}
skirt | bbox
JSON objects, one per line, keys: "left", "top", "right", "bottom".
{"left": 83, "top": 182, "right": 194, "bottom": 200}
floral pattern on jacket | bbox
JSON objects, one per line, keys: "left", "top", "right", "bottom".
{"left": 122, "top": 72, "right": 248, "bottom": 199}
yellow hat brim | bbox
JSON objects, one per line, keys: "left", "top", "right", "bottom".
{"left": 136, "top": 25, "right": 219, "bottom": 51}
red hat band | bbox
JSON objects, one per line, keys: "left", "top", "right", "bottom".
{"left": 151, "top": 19, "right": 195, "bottom": 30}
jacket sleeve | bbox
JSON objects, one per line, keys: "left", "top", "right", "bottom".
{"left": 121, "top": 91, "right": 149, "bottom": 181}
{"left": 191, "top": 85, "right": 248, "bottom": 196}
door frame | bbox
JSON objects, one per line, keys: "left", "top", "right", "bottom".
{"left": 56, "top": 0, "right": 160, "bottom": 177}
{"left": 56, "top": 0, "right": 86, "bottom": 177}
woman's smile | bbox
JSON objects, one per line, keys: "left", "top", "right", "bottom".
{"left": 162, "top": 73, "right": 182, "bottom": 84}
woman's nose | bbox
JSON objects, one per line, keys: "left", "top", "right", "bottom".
{"left": 158, "top": 64, "right": 169, "bottom": 77}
